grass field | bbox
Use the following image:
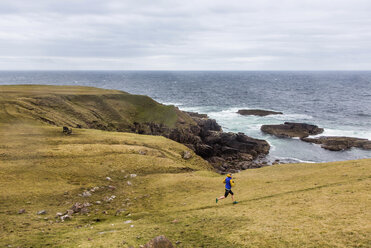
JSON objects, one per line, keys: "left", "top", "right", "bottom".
{"left": 1, "top": 122, "right": 370, "bottom": 248}
{"left": 0, "top": 85, "right": 195, "bottom": 131}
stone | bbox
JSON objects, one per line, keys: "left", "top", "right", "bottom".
{"left": 261, "top": 122, "right": 324, "bottom": 138}
{"left": 127, "top": 181, "right": 132, "bottom": 186}
{"left": 62, "top": 126, "right": 72, "bottom": 135}
{"left": 60, "top": 214, "right": 72, "bottom": 221}
{"left": 83, "top": 202, "right": 91, "bottom": 207}
{"left": 144, "top": 235, "right": 174, "bottom": 248}
{"left": 80, "top": 207, "right": 90, "bottom": 215}
{"left": 66, "top": 209, "right": 74, "bottom": 216}
{"left": 18, "top": 209, "right": 26, "bottom": 214}
{"left": 82, "top": 191, "right": 92, "bottom": 197}
{"left": 301, "top": 136, "right": 371, "bottom": 151}
{"left": 182, "top": 151, "right": 192, "bottom": 160}
{"left": 71, "top": 203, "right": 83, "bottom": 213}
{"left": 104, "top": 195, "right": 116, "bottom": 202}
{"left": 237, "top": 109, "right": 283, "bottom": 116}
{"left": 37, "top": 210, "right": 47, "bottom": 215}
{"left": 55, "top": 212, "right": 63, "bottom": 218}
{"left": 138, "top": 150, "right": 147, "bottom": 155}
{"left": 90, "top": 186, "right": 99, "bottom": 192}
{"left": 106, "top": 177, "right": 112, "bottom": 181}
{"left": 124, "top": 220, "right": 132, "bottom": 224}
{"left": 107, "top": 185, "right": 116, "bottom": 190}
{"left": 130, "top": 174, "right": 137, "bottom": 178}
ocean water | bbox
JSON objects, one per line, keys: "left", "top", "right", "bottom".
{"left": 1, "top": 70, "right": 370, "bottom": 163}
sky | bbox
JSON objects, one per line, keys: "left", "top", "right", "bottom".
{"left": 0, "top": 0, "right": 371, "bottom": 70}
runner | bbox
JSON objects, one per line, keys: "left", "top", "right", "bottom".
{"left": 216, "top": 173, "right": 238, "bottom": 204}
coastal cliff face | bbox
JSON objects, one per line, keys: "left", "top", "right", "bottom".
{"left": 0, "top": 85, "right": 269, "bottom": 172}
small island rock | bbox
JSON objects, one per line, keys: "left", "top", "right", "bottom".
{"left": 301, "top": 136, "right": 371, "bottom": 151}
{"left": 237, "top": 109, "right": 283, "bottom": 116}
{"left": 261, "top": 122, "right": 324, "bottom": 138}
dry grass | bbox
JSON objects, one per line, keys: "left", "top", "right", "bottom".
{"left": 0, "top": 122, "right": 370, "bottom": 247}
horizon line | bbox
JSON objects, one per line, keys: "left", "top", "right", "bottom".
{"left": 1, "top": 69, "right": 371, "bottom": 72}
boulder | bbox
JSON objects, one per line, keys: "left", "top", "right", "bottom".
{"left": 261, "top": 122, "right": 324, "bottom": 138}
{"left": 182, "top": 151, "right": 192, "bottom": 160}
{"left": 237, "top": 109, "right": 283, "bottom": 116}
{"left": 62, "top": 126, "right": 72, "bottom": 135}
{"left": 144, "top": 235, "right": 174, "bottom": 248}
{"left": 301, "top": 136, "right": 371, "bottom": 151}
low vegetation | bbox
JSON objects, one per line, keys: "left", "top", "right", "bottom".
{"left": 0, "top": 122, "right": 370, "bottom": 247}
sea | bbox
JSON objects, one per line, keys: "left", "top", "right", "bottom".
{"left": 1, "top": 70, "right": 370, "bottom": 164}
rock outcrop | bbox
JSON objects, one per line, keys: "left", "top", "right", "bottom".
{"left": 301, "top": 136, "right": 371, "bottom": 151}
{"left": 168, "top": 112, "right": 270, "bottom": 173}
{"left": 261, "top": 122, "right": 324, "bottom": 138}
{"left": 133, "top": 112, "right": 270, "bottom": 172}
{"left": 237, "top": 109, "right": 283, "bottom": 116}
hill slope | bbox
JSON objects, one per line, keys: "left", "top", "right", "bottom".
{"left": 0, "top": 85, "right": 270, "bottom": 172}
{"left": 0, "top": 85, "right": 194, "bottom": 130}
{"left": 0, "top": 122, "right": 370, "bottom": 247}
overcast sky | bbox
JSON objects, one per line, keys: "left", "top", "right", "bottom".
{"left": 0, "top": 0, "right": 370, "bottom": 70}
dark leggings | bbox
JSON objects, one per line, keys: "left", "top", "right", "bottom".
{"left": 224, "top": 189, "right": 234, "bottom": 198}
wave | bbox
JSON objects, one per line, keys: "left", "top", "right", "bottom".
{"left": 313, "top": 128, "right": 371, "bottom": 140}
{"left": 270, "top": 156, "right": 316, "bottom": 164}
{"left": 272, "top": 113, "right": 313, "bottom": 121}
{"left": 160, "top": 101, "right": 183, "bottom": 106}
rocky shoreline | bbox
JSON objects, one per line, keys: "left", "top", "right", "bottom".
{"left": 133, "top": 110, "right": 270, "bottom": 173}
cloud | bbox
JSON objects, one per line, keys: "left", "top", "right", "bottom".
{"left": 0, "top": 0, "right": 370, "bottom": 70}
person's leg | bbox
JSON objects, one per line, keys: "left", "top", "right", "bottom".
{"left": 230, "top": 190, "right": 234, "bottom": 201}
{"left": 216, "top": 189, "right": 229, "bottom": 203}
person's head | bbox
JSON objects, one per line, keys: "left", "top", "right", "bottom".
{"left": 227, "top": 173, "right": 232, "bottom": 178}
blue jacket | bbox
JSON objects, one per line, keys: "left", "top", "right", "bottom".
{"left": 225, "top": 177, "right": 232, "bottom": 190}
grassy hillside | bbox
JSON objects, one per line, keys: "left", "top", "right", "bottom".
{"left": 0, "top": 85, "right": 195, "bottom": 130}
{"left": 0, "top": 122, "right": 370, "bottom": 247}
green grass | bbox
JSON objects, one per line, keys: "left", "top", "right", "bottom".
{"left": 0, "top": 122, "right": 370, "bottom": 247}
{"left": 0, "top": 85, "right": 195, "bottom": 130}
